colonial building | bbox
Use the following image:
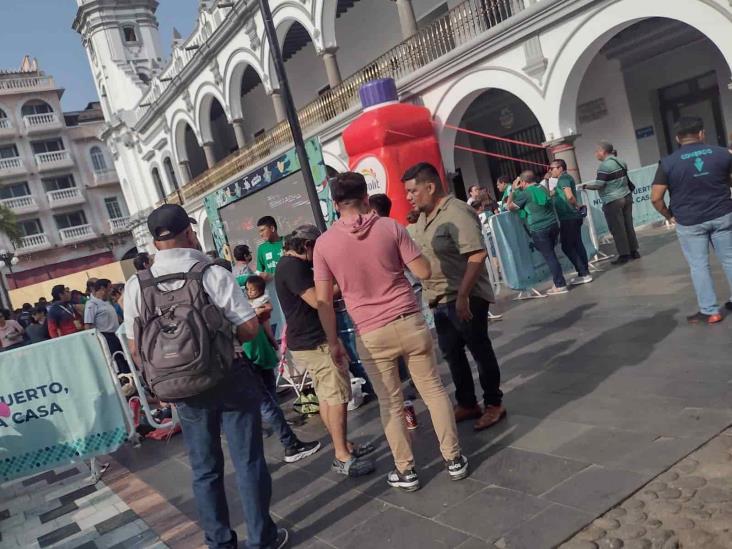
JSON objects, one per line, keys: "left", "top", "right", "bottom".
{"left": 73, "top": 0, "right": 732, "bottom": 251}
{"left": 0, "top": 57, "right": 134, "bottom": 289}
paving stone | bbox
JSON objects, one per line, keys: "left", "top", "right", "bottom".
{"left": 624, "top": 511, "right": 648, "bottom": 524}
{"left": 623, "top": 540, "right": 651, "bottom": 549}
{"left": 697, "top": 487, "right": 732, "bottom": 504}
{"left": 606, "top": 508, "right": 627, "bottom": 520}
{"left": 593, "top": 518, "right": 620, "bottom": 530}
{"left": 578, "top": 526, "right": 606, "bottom": 542}
{"left": 58, "top": 484, "right": 98, "bottom": 505}
{"left": 560, "top": 542, "right": 598, "bottom": 549}
{"left": 499, "top": 504, "right": 593, "bottom": 549}
{"left": 671, "top": 476, "right": 706, "bottom": 490}
{"left": 38, "top": 501, "right": 79, "bottom": 524}
{"left": 657, "top": 488, "right": 681, "bottom": 500}
{"left": 95, "top": 509, "right": 139, "bottom": 535}
{"left": 37, "top": 523, "right": 81, "bottom": 548}
{"left": 107, "top": 528, "right": 159, "bottom": 549}
{"left": 596, "top": 538, "right": 623, "bottom": 549}
{"left": 613, "top": 525, "right": 646, "bottom": 540}
{"left": 623, "top": 500, "right": 646, "bottom": 511}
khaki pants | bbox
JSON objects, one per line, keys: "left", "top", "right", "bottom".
{"left": 356, "top": 313, "right": 461, "bottom": 471}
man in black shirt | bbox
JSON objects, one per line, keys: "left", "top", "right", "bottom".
{"left": 275, "top": 225, "right": 375, "bottom": 478}
{"left": 652, "top": 116, "right": 732, "bottom": 324}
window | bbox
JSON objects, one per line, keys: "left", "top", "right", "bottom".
{"left": 0, "top": 108, "right": 6, "bottom": 119}
{"left": 54, "top": 210, "right": 88, "bottom": 230}
{"left": 31, "top": 139, "right": 64, "bottom": 154}
{"left": 151, "top": 168, "right": 165, "bottom": 200}
{"left": 123, "top": 26, "right": 138, "bottom": 43}
{"left": 163, "top": 158, "right": 180, "bottom": 191}
{"left": 21, "top": 100, "right": 52, "bottom": 116}
{"left": 42, "top": 175, "right": 76, "bottom": 192}
{"left": 90, "top": 146, "right": 107, "bottom": 172}
{"left": 0, "top": 144, "right": 19, "bottom": 159}
{"left": 137, "top": 72, "right": 150, "bottom": 84}
{"left": 18, "top": 219, "right": 43, "bottom": 237}
{"left": 104, "top": 197, "right": 124, "bottom": 219}
{"left": 0, "top": 182, "right": 31, "bottom": 200}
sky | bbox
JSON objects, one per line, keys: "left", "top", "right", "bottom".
{"left": 0, "top": 0, "right": 200, "bottom": 112}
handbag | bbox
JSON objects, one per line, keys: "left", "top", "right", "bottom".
{"left": 610, "top": 157, "right": 635, "bottom": 193}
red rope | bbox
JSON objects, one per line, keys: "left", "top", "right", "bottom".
{"left": 446, "top": 124, "right": 547, "bottom": 150}
{"left": 454, "top": 144, "right": 551, "bottom": 169}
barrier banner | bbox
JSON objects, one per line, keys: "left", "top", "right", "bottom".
{"left": 0, "top": 331, "right": 130, "bottom": 482}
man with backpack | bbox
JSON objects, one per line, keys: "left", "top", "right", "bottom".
{"left": 123, "top": 204, "right": 287, "bottom": 549}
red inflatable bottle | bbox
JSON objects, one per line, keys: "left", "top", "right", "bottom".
{"left": 342, "top": 78, "right": 446, "bottom": 225}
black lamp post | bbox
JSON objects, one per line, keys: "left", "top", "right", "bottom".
{"left": 0, "top": 249, "right": 19, "bottom": 289}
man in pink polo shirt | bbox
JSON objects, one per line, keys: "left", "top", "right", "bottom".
{"left": 314, "top": 171, "right": 467, "bottom": 492}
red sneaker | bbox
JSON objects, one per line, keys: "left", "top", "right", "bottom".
{"left": 687, "top": 312, "right": 724, "bottom": 325}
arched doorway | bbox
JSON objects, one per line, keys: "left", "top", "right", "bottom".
{"left": 207, "top": 97, "right": 238, "bottom": 161}
{"left": 276, "top": 21, "right": 328, "bottom": 108}
{"left": 183, "top": 123, "right": 208, "bottom": 179}
{"left": 239, "top": 65, "right": 277, "bottom": 141}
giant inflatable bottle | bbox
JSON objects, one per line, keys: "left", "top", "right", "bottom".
{"left": 342, "top": 78, "right": 446, "bottom": 225}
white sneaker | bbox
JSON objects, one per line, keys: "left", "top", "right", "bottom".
{"left": 570, "top": 275, "right": 593, "bottom": 286}
{"left": 546, "top": 286, "right": 569, "bottom": 295}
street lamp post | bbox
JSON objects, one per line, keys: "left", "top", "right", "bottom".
{"left": 258, "top": 0, "right": 327, "bottom": 233}
{"left": 0, "top": 249, "right": 19, "bottom": 309}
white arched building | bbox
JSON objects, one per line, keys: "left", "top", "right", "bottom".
{"left": 73, "top": 0, "right": 732, "bottom": 251}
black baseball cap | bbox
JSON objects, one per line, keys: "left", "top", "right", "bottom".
{"left": 147, "top": 204, "right": 197, "bottom": 241}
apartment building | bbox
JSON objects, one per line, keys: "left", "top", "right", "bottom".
{"left": 73, "top": 0, "right": 732, "bottom": 251}
{"left": 0, "top": 57, "right": 134, "bottom": 289}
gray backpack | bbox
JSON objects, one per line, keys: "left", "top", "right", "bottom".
{"left": 134, "top": 262, "right": 234, "bottom": 400}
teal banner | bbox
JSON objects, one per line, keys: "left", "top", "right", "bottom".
{"left": 0, "top": 331, "right": 130, "bottom": 482}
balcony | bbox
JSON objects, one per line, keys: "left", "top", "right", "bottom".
{"left": 23, "top": 112, "right": 62, "bottom": 134}
{"left": 0, "top": 157, "right": 25, "bottom": 177}
{"left": 92, "top": 169, "right": 119, "bottom": 186}
{"left": 59, "top": 224, "right": 95, "bottom": 244}
{"left": 16, "top": 233, "right": 51, "bottom": 252}
{"left": 166, "top": 0, "right": 527, "bottom": 202}
{"left": 0, "top": 75, "right": 56, "bottom": 96}
{"left": 0, "top": 195, "right": 39, "bottom": 214}
{"left": 0, "top": 118, "right": 14, "bottom": 138}
{"left": 35, "top": 150, "right": 73, "bottom": 171}
{"left": 108, "top": 216, "right": 130, "bottom": 233}
{"left": 46, "top": 187, "right": 85, "bottom": 208}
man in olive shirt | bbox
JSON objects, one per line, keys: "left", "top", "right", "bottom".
{"left": 403, "top": 162, "right": 505, "bottom": 431}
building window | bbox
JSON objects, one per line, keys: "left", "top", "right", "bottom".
{"left": 151, "top": 168, "right": 166, "bottom": 201}
{"left": 0, "top": 144, "right": 19, "bottom": 159}
{"left": 0, "top": 182, "right": 31, "bottom": 200}
{"left": 90, "top": 146, "right": 107, "bottom": 172}
{"left": 137, "top": 72, "right": 150, "bottom": 84}
{"left": 21, "top": 100, "right": 53, "bottom": 116}
{"left": 123, "top": 26, "right": 138, "bottom": 43}
{"left": 31, "top": 138, "right": 64, "bottom": 154}
{"left": 42, "top": 174, "right": 76, "bottom": 192}
{"left": 54, "top": 210, "right": 88, "bottom": 230}
{"left": 18, "top": 219, "right": 43, "bottom": 237}
{"left": 104, "top": 197, "right": 124, "bottom": 219}
{"left": 163, "top": 157, "right": 180, "bottom": 191}
{"left": 0, "top": 108, "right": 7, "bottom": 119}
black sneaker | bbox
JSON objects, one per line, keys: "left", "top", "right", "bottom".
{"left": 284, "top": 440, "right": 321, "bottom": 463}
{"left": 275, "top": 527, "right": 289, "bottom": 549}
{"left": 387, "top": 468, "right": 420, "bottom": 491}
{"left": 446, "top": 455, "right": 469, "bottom": 481}
{"left": 631, "top": 250, "right": 641, "bottom": 259}
{"left": 725, "top": 301, "right": 732, "bottom": 312}
{"left": 611, "top": 255, "right": 631, "bottom": 265}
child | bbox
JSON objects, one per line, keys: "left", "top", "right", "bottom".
{"left": 241, "top": 277, "right": 321, "bottom": 463}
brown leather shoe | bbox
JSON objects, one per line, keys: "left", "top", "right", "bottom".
{"left": 454, "top": 404, "right": 482, "bottom": 423}
{"left": 474, "top": 405, "right": 507, "bottom": 431}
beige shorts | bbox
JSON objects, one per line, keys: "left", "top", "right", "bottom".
{"left": 291, "top": 344, "right": 351, "bottom": 405}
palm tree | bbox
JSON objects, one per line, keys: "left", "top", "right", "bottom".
{"left": 0, "top": 204, "right": 20, "bottom": 244}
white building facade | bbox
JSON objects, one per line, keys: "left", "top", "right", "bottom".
{"left": 0, "top": 58, "right": 134, "bottom": 290}
{"left": 73, "top": 0, "right": 732, "bottom": 251}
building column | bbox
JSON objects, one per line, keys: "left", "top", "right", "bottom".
{"left": 270, "top": 90, "right": 287, "bottom": 122}
{"left": 178, "top": 160, "right": 191, "bottom": 184}
{"left": 545, "top": 135, "right": 582, "bottom": 182}
{"left": 321, "top": 49, "right": 342, "bottom": 89}
{"left": 232, "top": 119, "right": 247, "bottom": 149}
{"left": 394, "top": 0, "right": 418, "bottom": 39}
{"left": 202, "top": 142, "right": 216, "bottom": 169}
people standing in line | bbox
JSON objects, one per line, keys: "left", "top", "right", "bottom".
{"left": 47, "top": 285, "right": 82, "bottom": 338}
{"left": 315, "top": 172, "right": 468, "bottom": 492}
{"left": 26, "top": 306, "right": 50, "bottom": 344}
{"left": 404, "top": 163, "right": 506, "bottom": 432}
{"left": 508, "top": 170, "right": 568, "bottom": 295}
{"left": 651, "top": 116, "right": 732, "bottom": 325}
{"left": 275, "top": 225, "right": 376, "bottom": 478}
{"left": 584, "top": 142, "right": 639, "bottom": 264}
{"left": 83, "top": 278, "right": 130, "bottom": 373}
{"left": 550, "top": 159, "right": 593, "bottom": 285}
{"left": 0, "top": 309, "right": 25, "bottom": 351}
{"left": 123, "top": 204, "right": 288, "bottom": 549}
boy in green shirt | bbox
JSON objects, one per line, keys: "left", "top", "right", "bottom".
{"left": 256, "top": 216, "right": 284, "bottom": 281}
{"left": 507, "top": 170, "right": 568, "bottom": 294}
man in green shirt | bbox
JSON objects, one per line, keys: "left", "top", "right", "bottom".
{"left": 583, "top": 141, "right": 639, "bottom": 264}
{"left": 256, "top": 216, "right": 284, "bottom": 281}
{"left": 507, "top": 170, "right": 568, "bottom": 294}
{"left": 549, "top": 159, "right": 592, "bottom": 285}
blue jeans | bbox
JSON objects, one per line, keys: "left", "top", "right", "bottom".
{"left": 257, "top": 367, "right": 298, "bottom": 449}
{"left": 176, "top": 363, "right": 278, "bottom": 549}
{"left": 531, "top": 224, "right": 567, "bottom": 288}
{"left": 676, "top": 211, "right": 732, "bottom": 315}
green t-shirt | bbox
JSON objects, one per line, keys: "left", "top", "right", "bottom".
{"left": 256, "top": 238, "right": 284, "bottom": 275}
{"left": 553, "top": 173, "right": 582, "bottom": 221}
{"left": 596, "top": 156, "right": 631, "bottom": 205}
{"left": 242, "top": 326, "right": 279, "bottom": 370}
{"left": 513, "top": 185, "right": 558, "bottom": 233}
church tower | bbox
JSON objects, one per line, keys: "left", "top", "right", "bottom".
{"left": 73, "top": 0, "right": 164, "bottom": 117}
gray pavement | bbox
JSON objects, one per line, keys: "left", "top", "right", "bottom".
{"left": 112, "top": 227, "right": 732, "bottom": 548}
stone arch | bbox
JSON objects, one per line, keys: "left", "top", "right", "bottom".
{"left": 317, "top": 0, "right": 338, "bottom": 51}
{"left": 16, "top": 96, "right": 54, "bottom": 120}
{"left": 545, "top": 0, "right": 732, "bottom": 136}
{"left": 321, "top": 149, "right": 349, "bottom": 173}
{"left": 224, "top": 48, "right": 269, "bottom": 119}
{"left": 195, "top": 208, "right": 214, "bottom": 252}
{"left": 170, "top": 109, "right": 201, "bottom": 166}
{"left": 149, "top": 161, "right": 167, "bottom": 201}
{"left": 194, "top": 84, "right": 230, "bottom": 144}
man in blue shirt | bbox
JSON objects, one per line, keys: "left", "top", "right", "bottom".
{"left": 652, "top": 116, "right": 732, "bottom": 324}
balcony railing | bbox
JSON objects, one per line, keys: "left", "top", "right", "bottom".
{"left": 0, "top": 118, "right": 12, "bottom": 132}
{"left": 0, "top": 156, "right": 24, "bottom": 174}
{"left": 92, "top": 169, "right": 118, "bottom": 186}
{"left": 17, "top": 233, "right": 50, "bottom": 252}
{"left": 46, "top": 187, "right": 84, "bottom": 206}
{"left": 0, "top": 76, "right": 55, "bottom": 95}
{"left": 23, "top": 112, "right": 60, "bottom": 132}
{"left": 108, "top": 216, "right": 130, "bottom": 233}
{"left": 59, "top": 224, "right": 95, "bottom": 243}
{"left": 35, "top": 150, "right": 72, "bottom": 170}
{"left": 0, "top": 195, "right": 38, "bottom": 213}
{"left": 176, "top": 0, "right": 526, "bottom": 201}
